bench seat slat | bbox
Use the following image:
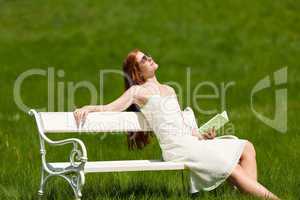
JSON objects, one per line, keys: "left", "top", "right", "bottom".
{"left": 48, "top": 160, "right": 186, "bottom": 173}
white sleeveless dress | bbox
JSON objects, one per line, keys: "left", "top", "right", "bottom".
{"left": 139, "top": 94, "right": 246, "bottom": 193}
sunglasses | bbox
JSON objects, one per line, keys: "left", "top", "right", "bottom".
{"left": 139, "top": 53, "right": 152, "bottom": 64}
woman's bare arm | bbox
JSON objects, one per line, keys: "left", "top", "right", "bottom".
{"left": 100, "top": 85, "right": 139, "bottom": 112}
{"left": 73, "top": 85, "right": 139, "bottom": 127}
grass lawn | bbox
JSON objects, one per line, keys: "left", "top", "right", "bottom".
{"left": 0, "top": 0, "right": 299, "bottom": 199}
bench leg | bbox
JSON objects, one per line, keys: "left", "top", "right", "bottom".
{"left": 37, "top": 168, "right": 85, "bottom": 200}
{"left": 38, "top": 166, "right": 45, "bottom": 196}
{"left": 181, "top": 171, "right": 187, "bottom": 192}
{"left": 66, "top": 171, "right": 84, "bottom": 200}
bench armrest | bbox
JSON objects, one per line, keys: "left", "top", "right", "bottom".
{"left": 50, "top": 138, "right": 88, "bottom": 164}
{"left": 29, "top": 109, "right": 87, "bottom": 174}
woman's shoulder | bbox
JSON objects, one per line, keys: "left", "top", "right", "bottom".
{"left": 162, "top": 84, "right": 176, "bottom": 94}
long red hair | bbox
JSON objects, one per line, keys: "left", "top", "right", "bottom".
{"left": 122, "top": 49, "right": 153, "bottom": 150}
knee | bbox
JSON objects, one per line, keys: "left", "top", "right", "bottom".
{"left": 242, "top": 140, "right": 256, "bottom": 158}
{"left": 229, "top": 164, "right": 243, "bottom": 181}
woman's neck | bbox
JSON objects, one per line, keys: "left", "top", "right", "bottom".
{"left": 145, "top": 75, "right": 160, "bottom": 85}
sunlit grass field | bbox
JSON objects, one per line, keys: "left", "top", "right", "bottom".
{"left": 0, "top": 0, "right": 299, "bottom": 199}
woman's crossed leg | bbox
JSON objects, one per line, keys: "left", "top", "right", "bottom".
{"left": 228, "top": 140, "right": 280, "bottom": 200}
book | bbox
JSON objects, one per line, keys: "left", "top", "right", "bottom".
{"left": 198, "top": 111, "right": 229, "bottom": 134}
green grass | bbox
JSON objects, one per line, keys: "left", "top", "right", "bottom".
{"left": 0, "top": 0, "right": 299, "bottom": 199}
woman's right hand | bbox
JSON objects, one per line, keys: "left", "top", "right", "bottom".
{"left": 192, "top": 127, "right": 216, "bottom": 140}
{"left": 73, "top": 106, "right": 93, "bottom": 128}
{"left": 201, "top": 127, "right": 216, "bottom": 140}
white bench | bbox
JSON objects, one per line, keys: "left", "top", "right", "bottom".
{"left": 29, "top": 107, "right": 202, "bottom": 199}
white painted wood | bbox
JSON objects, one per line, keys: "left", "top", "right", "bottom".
{"left": 48, "top": 160, "right": 186, "bottom": 173}
{"left": 39, "top": 107, "right": 198, "bottom": 133}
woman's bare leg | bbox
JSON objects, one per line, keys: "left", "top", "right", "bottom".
{"left": 229, "top": 164, "right": 280, "bottom": 200}
{"left": 239, "top": 140, "right": 257, "bottom": 180}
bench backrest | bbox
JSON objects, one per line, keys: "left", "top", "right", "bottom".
{"left": 37, "top": 107, "right": 198, "bottom": 133}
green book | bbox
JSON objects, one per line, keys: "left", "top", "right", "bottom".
{"left": 198, "top": 111, "right": 229, "bottom": 134}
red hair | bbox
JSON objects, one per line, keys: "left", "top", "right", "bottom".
{"left": 122, "top": 49, "right": 153, "bottom": 150}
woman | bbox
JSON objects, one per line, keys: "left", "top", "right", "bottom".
{"left": 73, "top": 49, "right": 280, "bottom": 200}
